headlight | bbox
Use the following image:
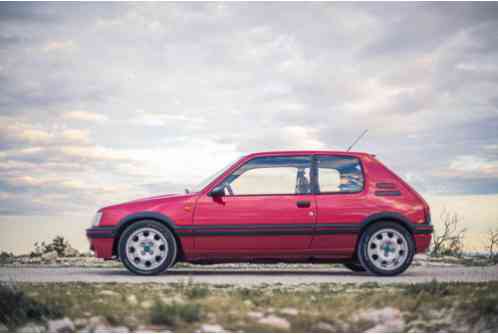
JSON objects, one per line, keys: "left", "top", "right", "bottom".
{"left": 91, "top": 211, "right": 103, "bottom": 227}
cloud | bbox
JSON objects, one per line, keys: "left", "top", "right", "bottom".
{"left": 445, "top": 155, "right": 498, "bottom": 178}
{"left": 1, "top": 2, "right": 498, "bottom": 217}
{"left": 63, "top": 110, "right": 108, "bottom": 122}
{"left": 42, "top": 40, "right": 76, "bottom": 52}
{"left": 131, "top": 110, "right": 206, "bottom": 127}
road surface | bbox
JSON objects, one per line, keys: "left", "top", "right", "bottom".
{"left": 1, "top": 265, "right": 497, "bottom": 285}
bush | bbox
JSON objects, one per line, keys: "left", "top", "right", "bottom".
{"left": 0, "top": 283, "right": 64, "bottom": 329}
{"left": 485, "top": 228, "right": 498, "bottom": 264}
{"left": 0, "top": 251, "right": 14, "bottom": 265}
{"left": 150, "top": 301, "right": 201, "bottom": 326}
{"left": 30, "top": 236, "right": 77, "bottom": 258}
{"left": 431, "top": 210, "right": 466, "bottom": 257}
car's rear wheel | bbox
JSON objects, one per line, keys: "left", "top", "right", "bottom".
{"left": 357, "top": 222, "right": 414, "bottom": 276}
{"left": 118, "top": 220, "right": 177, "bottom": 275}
{"left": 343, "top": 262, "right": 366, "bottom": 272}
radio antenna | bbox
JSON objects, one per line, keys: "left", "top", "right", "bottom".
{"left": 346, "top": 129, "right": 368, "bottom": 152}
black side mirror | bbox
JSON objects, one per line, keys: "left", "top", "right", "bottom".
{"left": 208, "top": 185, "right": 225, "bottom": 197}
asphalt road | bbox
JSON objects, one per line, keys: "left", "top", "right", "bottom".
{"left": 1, "top": 265, "right": 497, "bottom": 285}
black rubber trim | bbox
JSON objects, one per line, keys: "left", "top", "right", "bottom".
{"left": 414, "top": 226, "right": 434, "bottom": 235}
{"left": 86, "top": 227, "right": 115, "bottom": 239}
{"left": 375, "top": 182, "right": 397, "bottom": 189}
{"left": 360, "top": 212, "right": 415, "bottom": 233}
{"left": 88, "top": 211, "right": 433, "bottom": 240}
{"left": 374, "top": 190, "right": 401, "bottom": 196}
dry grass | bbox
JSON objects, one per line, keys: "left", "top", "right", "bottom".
{"left": 2, "top": 280, "right": 497, "bottom": 332}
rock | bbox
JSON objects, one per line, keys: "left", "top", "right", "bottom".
{"left": 127, "top": 294, "right": 138, "bottom": 305}
{"left": 41, "top": 251, "right": 58, "bottom": 261}
{"left": 99, "top": 290, "right": 119, "bottom": 297}
{"left": 73, "top": 318, "right": 88, "bottom": 328}
{"left": 280, "top": 307, "right": 298, "bottom": 316}
{"left": 0, "top": 323, "right": 8, "bottom": 333}
{"left": 258, "top": 315, "right": 291, "bottom": 330}
{"left": 316, "top": 322, "right": 335, "bottom": 332}
{"left": 140, "top": 300, "right": 153, "bottom": 308}
{"left": 243, "top": 299, "right": 253, "bottom": 307}
{"left": 16, "top": 323, "right": 45, "bottom": 332}
{"left": 48, "top": 318, "right": 75, "bottom": 332}
{"left": 247, "top": 311, "right": 264, "bottom": 320}
{"left": 86, "top": 316, "right": 108, "bottom": 331}
{"left": 357, "top": 307, "right": 404, "bottom": 332}
{"left": 100, "top": 326, "right": 129, "bottom": 332}
{"left": 160, "top": 295, "right": 184, "bottom": 304}
{"left": 199, "top": 324, "right": 225, "bottom": 332}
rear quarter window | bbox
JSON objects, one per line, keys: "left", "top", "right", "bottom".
{"left": 316, "top": 155, "right": 364, "bottom": 193}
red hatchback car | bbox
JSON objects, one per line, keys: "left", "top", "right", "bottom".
{"left": 86, "top": 150, "right": 432, "bottom": 276}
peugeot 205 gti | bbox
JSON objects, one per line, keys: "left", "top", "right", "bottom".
{"left": 86, "top": 150, "right": 433, "bottom": 276}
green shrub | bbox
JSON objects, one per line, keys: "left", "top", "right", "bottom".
{"left": 0, "top": 251, "right": 14, "bottom": 265}
{"left": 0, "top": 283, "right": 64, "bottom": 329}
{"left": 150, "top": 301, "right": 201, "bottom": 326}
{"left": 185, "top": 285, "right": 209, "bottom": 299}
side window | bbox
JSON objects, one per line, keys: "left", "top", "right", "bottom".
{"left": 221, "top": 156, "right": 312, "bottom": 195}
{"left": 317, "top": 156, "right": 364, "bottom": 193}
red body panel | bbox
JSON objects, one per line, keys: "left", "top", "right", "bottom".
{"left": 87, "top": 150, "right": 432, "bottom": 263}
{"left": 193, "top": 194, "right": 315, "bottom": 251}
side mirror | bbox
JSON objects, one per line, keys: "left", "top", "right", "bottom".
{"left": 208, "top": 185, "right": 225, "bottom": 197}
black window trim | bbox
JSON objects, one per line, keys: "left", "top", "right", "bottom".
{"left": 313, "top": 154, "right": 366, "bottom": 195}
{"left": 212, "top": 153, "right": 366, "bottom": 197}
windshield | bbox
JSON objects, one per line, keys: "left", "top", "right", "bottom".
{"left": 190, "top": 157, "right": 241, "bottom": 193}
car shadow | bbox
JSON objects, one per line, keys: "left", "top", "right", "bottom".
{"left": 96, "top": 268, "right": 418, "bottom": 277}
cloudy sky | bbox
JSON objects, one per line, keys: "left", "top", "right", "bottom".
{"left": 1, "top": 2, "right": 498, "bottom": 253}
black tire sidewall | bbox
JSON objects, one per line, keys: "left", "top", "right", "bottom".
{"left": 118, "top": 220, "right": 177, "bottom": 276}
{"left": 358, "top": 222, "right": 415, "bottom": 276}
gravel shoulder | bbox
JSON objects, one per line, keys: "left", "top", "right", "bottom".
{"left": 1, "top": 265, "right": 497, "bottom": 285}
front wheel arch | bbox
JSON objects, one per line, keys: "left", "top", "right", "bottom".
{"left": 112, "top": 214, "right": 183, "bottom": 260}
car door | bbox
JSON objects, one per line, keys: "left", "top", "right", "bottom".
{"left": 193, "top": 155, "right": 316, "bottom": 251}
{"left": 310, "top": 154, "right": 372, "bottom": 253}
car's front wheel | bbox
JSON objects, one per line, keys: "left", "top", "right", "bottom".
{"left": 357, "top": 222, "right": 414, "bottom": 276}
{"left": 118, "top": 220, "right": 177, "bottom": 275}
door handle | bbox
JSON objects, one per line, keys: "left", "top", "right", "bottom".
{"left": 296, "top": 200, "right": 311, "bottom": 208}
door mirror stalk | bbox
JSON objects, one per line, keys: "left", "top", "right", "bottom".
{"left": 208, "top": 186, "right": 225, "bottom": 197}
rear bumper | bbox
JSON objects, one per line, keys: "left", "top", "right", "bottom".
{"left": 413, "top": 225, "right": 433, "bottom": 253}
{"left": 86, "top": 227, "right": 116, "bottom": 259}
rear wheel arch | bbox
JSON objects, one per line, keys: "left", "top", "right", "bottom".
{"left": 356, "top": 220, "right": 416, "bottom": 276}
{"left": 358, "top": 212, "right": 415, "bottom": 236}
{"left": 112, "top": 212, "right": 183, "bottom": 259}
{"left": 354, "top": 212, "right": 415, "bottom": 256}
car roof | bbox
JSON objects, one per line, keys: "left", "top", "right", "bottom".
{"left": 244, "top": 150, "right": 372, "bottom": 158}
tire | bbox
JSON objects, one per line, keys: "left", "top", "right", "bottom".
{"left": 343, "top": 262, "right": 366, "bottom": 272}
{"left": 357, "top": 221, "right": 415, "bottom": 276}
{"left": 118, "top": 220, "right": 178, "bottom": 276}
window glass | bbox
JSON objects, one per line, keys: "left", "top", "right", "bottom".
{"left": 317, "top": 156, "right": 364, "bottom": 193}
{"left": 222, "top": 156, "right": 312, "bottom": 195}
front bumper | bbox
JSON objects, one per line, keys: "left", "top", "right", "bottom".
{"left": 86, "top": 226, "right": 116, "bottom": 259}
{"left": 86, "top": 226, "right": 116, "bottom": 239}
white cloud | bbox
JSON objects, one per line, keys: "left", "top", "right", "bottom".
{"left": 42, "top": 40, "right": 76, "bottom": 52}
{"left": 63, "top": 111, "right": 108, "bottom": 122}
{"left": 60, "top": 129, "right": 90, "bottom": 143}
{"left": 437, "top": 155, "right": 498, "bottom": 178}
{"left": 131, "top": 110, "right": 206, "bottom": 127}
